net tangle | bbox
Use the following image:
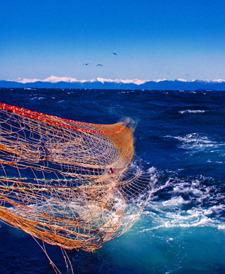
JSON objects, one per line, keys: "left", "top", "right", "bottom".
{"left": 0, "top": 103, "right": 151, "bottom": 252}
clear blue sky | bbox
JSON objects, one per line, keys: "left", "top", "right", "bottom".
{"left": 1, "top": 0, "right": 225, "bottom": 81}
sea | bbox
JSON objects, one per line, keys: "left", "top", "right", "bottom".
{"left": 0, "top": 88, "right": 225, "bottom": 274}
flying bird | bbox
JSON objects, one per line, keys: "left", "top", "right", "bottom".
{"left": 96, "top": 64, "right": 103, "bottom": 67}
{"left": 83, "top": 63, "right": 90, "bottom": 66}
{"left": 113, "top": 52, "right": 117, "bottom": 55}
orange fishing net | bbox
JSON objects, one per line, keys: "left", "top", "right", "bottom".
{"left": 0, "top": 103, "right": 151, "bottom": 252}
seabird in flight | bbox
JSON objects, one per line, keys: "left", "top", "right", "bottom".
{"left": 96, "top": 64, "right": 103, "bottom": 67}
{"left": 113, "top": 52, "right": 117, "bottom": 55}
{"left": 82, "top": 63, "right": 90, "bottom": 65}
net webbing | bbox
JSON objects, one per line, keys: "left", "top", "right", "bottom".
{"left": 0, "top": 103, "right": 151, "bottom": 252}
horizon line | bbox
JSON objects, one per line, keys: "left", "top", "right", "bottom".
{"left": 2, "top": 76, "right": 225, "bottom": 85}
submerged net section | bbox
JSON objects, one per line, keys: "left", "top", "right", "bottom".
{"left": 0, "top": 103, "right": 151, "bottom": 252}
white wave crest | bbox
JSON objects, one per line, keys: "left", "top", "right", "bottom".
{"left": 165, "top": 133, "right": 225, "bottom": 152}
{"left": 178, "top": 109, "right": 207, "bottom": 114}
{"left": 141, "top": 175, "right": 225, "bottom": 232}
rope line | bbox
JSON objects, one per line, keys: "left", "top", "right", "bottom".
{"left": 0, "top": 103, "right": 126, "bottom": 134}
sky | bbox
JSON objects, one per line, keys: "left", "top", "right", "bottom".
{"left": 1, "top": 0, "right": 225, "bottom": 81}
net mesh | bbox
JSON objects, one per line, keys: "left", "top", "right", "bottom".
{"left": 0, "top": 103, "right": 151, "bottom": 252}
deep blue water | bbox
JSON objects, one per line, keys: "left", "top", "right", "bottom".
{"left": 0, "top": 88, "right": 225, "bottom": 273}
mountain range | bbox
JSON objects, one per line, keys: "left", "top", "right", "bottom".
{"left": 1, "top": 76, "right": 225, "bottom": 90}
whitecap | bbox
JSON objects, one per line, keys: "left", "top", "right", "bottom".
{"left": 165, "top": 133, "right": 225, "bottom": 152}
{"left": 141, "top": 174, "right": 225, "bottom": 232}
{"left": 178, "top": 109, "right": 207, "bottom": 114}
{"left": 30, "top": 96, "right": 46, "bottom": 101}
{"left": 148, "top": 166, "right": 157, "bottom": 174}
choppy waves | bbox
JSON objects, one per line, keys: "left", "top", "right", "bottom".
{"left": 141, "top": 167, "right": 225, "bottom": 232}
{"left": 165, "top": 133, "right": 225, "bottom": 163}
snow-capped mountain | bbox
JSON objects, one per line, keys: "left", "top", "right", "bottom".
{"left": 1, "top": 76, "right": 225, "bottom": 90}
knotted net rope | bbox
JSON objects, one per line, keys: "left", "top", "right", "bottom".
{"left": 0, "top": 103, "right": 151, "bottom": 252}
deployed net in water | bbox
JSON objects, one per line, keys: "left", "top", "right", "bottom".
{"left": 0, "top": 102, "right": 151, "bottom": 252}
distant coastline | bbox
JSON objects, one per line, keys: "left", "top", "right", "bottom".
{"left": 1, "top": 78, "right": 225, "bottom": 91}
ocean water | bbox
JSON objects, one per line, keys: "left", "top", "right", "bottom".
{"left": 0, "top": 88, "right": 225, "bottom": 274}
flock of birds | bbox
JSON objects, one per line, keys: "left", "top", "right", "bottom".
{"left": 82, "top": 52, "right": 117, "bottom": 67}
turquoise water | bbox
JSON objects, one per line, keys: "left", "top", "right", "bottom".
{"left": 0, "top": 88, "right": 225, "bottom": 273}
